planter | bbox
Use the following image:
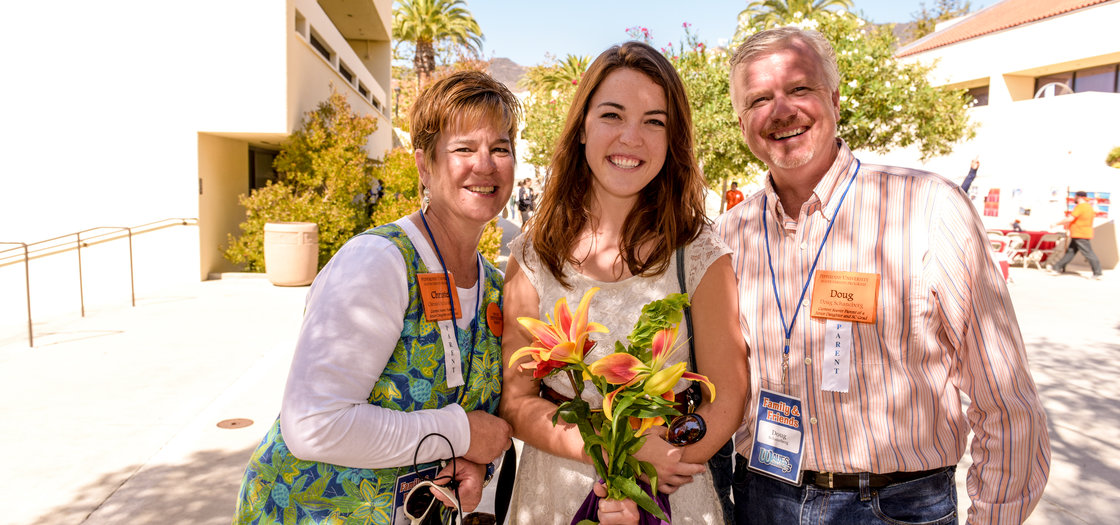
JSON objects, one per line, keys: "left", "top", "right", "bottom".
{"left": 263, "top": 222, "right": 318, "bottom": 286}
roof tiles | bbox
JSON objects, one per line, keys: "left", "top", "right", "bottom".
{"left": 896, "top": 0, "right": 1114, "bottom": 57}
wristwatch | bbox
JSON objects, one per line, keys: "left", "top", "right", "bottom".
{"left": 483, "top": 461, "right": 496, "bottom": 487}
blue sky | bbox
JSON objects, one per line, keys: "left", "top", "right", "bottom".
{"left": 464, "top": 0, "right": 996, "bottom": 66}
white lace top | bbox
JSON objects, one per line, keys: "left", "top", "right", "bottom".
{"left": 506, "top": 225, "right": 732, "bottom": 525}
{"left": 508, "top": 225, "right": 731, "bottom": 405}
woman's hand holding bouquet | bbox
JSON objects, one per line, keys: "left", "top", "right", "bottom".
{"left": 509, "top": 288, "right": 714, "bottom": 524}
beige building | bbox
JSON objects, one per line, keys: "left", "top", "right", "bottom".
{"left": 858, "top": 0, "right": 1120, "bottom": 268}
{"left": 0, "top": 0, "right": 393, "bottom": 342}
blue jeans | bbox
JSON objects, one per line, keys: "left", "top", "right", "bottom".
{"left": 709, "top": 440, "right": 735, "bottom": 523}
{"left": 733, "top": 455, "right": 958, "bottom": 525}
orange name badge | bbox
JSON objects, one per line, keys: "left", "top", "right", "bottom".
{"left": 809, "top": 271, "right": 880, "bottom": 323}
{"left": 417, "top": 273, "right": 462, "bottom": 321}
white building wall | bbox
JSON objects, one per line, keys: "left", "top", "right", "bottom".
{"left": 859, "top": 1, "right": 1120, "bottom": 269}
{"left": 0, "top": 0, "right": 391, "bottom": 340}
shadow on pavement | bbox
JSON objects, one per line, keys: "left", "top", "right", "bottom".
{"left": 34, "top": 446, "right": 254, "bottom": 525}
{"left": 1025, "top": 334, "right": 1120, "bottom": 524}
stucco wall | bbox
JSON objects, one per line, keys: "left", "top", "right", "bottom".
{"left": 198, "top": 134, "right": 250, "bottom": 279}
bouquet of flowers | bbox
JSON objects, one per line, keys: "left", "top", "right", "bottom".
{"left": 510, "top": 287, "right": 715, "bottom": 524}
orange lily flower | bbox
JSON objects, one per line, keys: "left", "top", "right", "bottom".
{"left": 589, "top": 324, "right": 716, "bottom": 421}
{"left": 509, "top": 287, "right": 608, "bottom": 377}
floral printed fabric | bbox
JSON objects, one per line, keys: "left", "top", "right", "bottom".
{"left": 232, "top": 224, "right": 503, "bottom": 525}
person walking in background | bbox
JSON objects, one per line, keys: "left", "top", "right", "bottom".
{"left": 724, "top": 181, "right": 745, "bottom": 211}
{"left": 509, "top": 179, "right": 521, "bottom": 219}
{"left": 1049, "top": 190, "right": 1103, "bottom": 279}
{"left": 517, "top": 177, "right": 535, "bottom": 227}
{"left": 717, "top": 27, "right": 1050, "bottom": 525}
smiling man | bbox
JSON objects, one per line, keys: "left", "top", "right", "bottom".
{"left": 715, "top": 27, "right": 1050, "bottom": 525}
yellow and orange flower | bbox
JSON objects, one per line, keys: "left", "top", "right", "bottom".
{"left": 509, "top": 287, "right": 608, "bottom": 379}
{"left": 590, "top": 324, "right": 715, "bottom": 421}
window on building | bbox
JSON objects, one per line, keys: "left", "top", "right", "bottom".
{"left": 967, "top": 85, "right": 989, "bottom": 107}
{"left": 358, "top": 83, "right": 369, "bottom": 98}
{"left": 1073, "top": 64, "right": 1118, "bottom": 93}
{"left": 1035, "top": 71, "right": 1073, "bottom": 96}
{"left": 339, "top": 63, "right": 354, "bottom": 84}
{"left": 309, "top": 31, "right": 332, "bottom": 61}
{"left": 294, "top": 11, "right": 308, "bottom": 38}
{"left": 1035, "top": 63, "right": 1120, "bottom": 97}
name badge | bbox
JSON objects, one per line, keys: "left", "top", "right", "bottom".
{"left": 418, "top": 273, "right": 462, "bottom": 321}
{"left": 809, "top": 271, "right": 880, "bottom": 323}
{"left": 748, "top": 388, "right": 805, "bottom": 485}
{"left": 418, "top": 273, "right": 464, "bottom": 387}
{"left": 392, "top": 464, "right": 440, "bottom": 525}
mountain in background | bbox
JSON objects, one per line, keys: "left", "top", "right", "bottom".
{"left": 488, "top": 57, "right": 527, "bottom": 93}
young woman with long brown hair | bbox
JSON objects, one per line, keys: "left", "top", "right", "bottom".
{"left": 500, "top": 41, "right": 748, "bottom": 524}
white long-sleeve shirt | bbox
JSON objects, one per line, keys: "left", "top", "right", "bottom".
{"left": 279, "top": 218, "right": 479, "bottom": 468}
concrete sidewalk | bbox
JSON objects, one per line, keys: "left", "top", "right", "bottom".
{"left": 1, "top": 262, "right": 1118, "bottom": 524}
{"left": 0, "top": 276, "right": 307, "bottom": 525}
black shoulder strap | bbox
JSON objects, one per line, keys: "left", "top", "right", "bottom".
{"left": 675, "top": 246, "right": 698, "bottom": 374}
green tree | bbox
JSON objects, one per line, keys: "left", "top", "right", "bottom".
{"left": 393, "top": 53, "right": 491, "bottom": 132}
{"left": 519, "top": 54, "right": 584, "bottom": 170}
{"left": 907, "top": 0, "right": 972, "bottom": 43}
{"left": 665, "top": 26, "right": 760, "bottom": 189}
{"left": 732, "top": 11, "right": 975, "bottom": 163}
{"left": 525, "top": 54, "right": 591, "bottom": 93}
{"left": 736, "top": 0, "right": 854, "bottom": 34}
{"left": 225, "top": 90, "right": 378, "bottom": 271}
{"left": 1107, "top": 146, "right": 1120, "bottom": 168}
{"left": 392, "top": 0, "right": 484, "bottom": 89}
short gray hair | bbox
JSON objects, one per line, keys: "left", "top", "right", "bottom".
{"left": 729, "top": 27, "right": 840, "bottom": 107}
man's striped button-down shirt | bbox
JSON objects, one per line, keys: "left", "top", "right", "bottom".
{"left": 715, "top": 141, "right": 1050, "bottom": 524}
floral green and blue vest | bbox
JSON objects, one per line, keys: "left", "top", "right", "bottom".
{"left": 232, "top": 224, "right": 503, "bottom": 525}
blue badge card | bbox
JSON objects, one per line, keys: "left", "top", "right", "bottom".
{"left": 747, "top": 387, "right": 805, "bottom": 485}
{"left": 392, "top": 464, "right": 440, "bottom": 525}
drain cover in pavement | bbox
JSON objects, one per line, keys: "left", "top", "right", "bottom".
{"left": 217, "top": 418, "right": 254, "bottom": 429}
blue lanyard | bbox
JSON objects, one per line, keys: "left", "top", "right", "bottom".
{"left": 762, "top": 160, "right": 860, "bottom": 384}
{"left": 420, "top": 211, "right": 482, "bottom": 405}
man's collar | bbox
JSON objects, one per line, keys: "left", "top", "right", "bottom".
{"left": 813, "top": 139, "right": 858, "bottom": 222}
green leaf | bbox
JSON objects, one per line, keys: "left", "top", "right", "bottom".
{"left": 612, "top": 475, "right": 668, "bottom": 521}
{"left": 639, "top": 460, "right": 660, "bottom": 499}
{"left": 627, "top": 293, "right": 690, "bottom": 351}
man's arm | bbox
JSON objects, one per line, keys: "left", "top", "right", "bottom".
{"left": 929, "top": 185, "right": 1050, "bottom": 525}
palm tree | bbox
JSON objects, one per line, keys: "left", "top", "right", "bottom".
{"left": 519, "top": 54, "right": 590, "bottom": 95}
{"left": 737, "top": 0, "right": 854, "bottom": 33}
{"left": 393, "top": 0, "right": 484, "bottom": 88}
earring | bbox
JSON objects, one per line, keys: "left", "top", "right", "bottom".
{"left": 422, "top": 188, "right": 431, "bottom": 212}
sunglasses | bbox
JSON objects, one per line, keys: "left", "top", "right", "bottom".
{"left": 404, "top": 478, "right": 460, "bottom": 524}
{"left": 665, "top": 412, "right": 707, "bottom": 446}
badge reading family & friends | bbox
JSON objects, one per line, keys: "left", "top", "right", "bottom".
{"left": 748, "top": 388, "right": 805, "bottom": 485}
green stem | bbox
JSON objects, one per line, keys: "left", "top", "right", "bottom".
{"left": 566, "top": 368, "right": 583, "bottom": 397}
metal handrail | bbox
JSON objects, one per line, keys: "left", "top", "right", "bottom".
{"left": 0, "top": 242, "right": 32, "bottom": 347}
{"left": 1, "top": 218, "right": 197, "bottom": 347}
